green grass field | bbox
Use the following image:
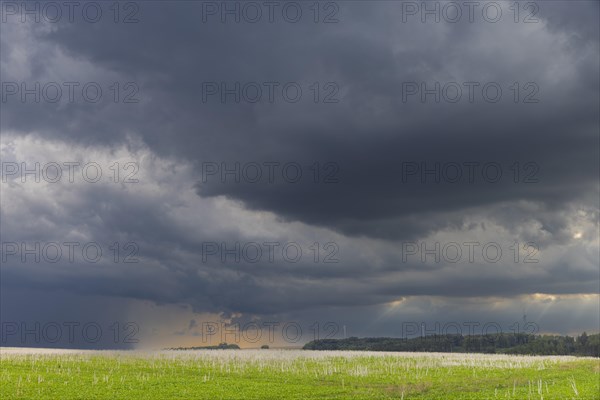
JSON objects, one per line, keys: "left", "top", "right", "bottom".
{"left": 1, "top": 349, "right": 598, "bottom": 399}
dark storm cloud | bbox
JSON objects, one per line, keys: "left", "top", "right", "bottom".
{"left": 2, "top": 1, "right": 598, "bottom": 240}
{"left": 1, "top": 1, "right": 598, "bottom": 343}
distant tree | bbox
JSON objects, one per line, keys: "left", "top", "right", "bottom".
{"left": 217, "top": 342, "right": 240, "bottom": 349}
{"left": 261, "top": 345, "right": 269, "bottom": 349}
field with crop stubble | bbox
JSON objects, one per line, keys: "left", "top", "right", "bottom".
{"left": 1, "top": 348, "right": 598, "bottom": 399}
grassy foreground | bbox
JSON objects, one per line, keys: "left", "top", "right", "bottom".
{"left": 1, "top": 349, "right": 598, "bottom": 399}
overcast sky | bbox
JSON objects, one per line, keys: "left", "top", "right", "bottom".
{"left": 1, "top": 0, "right": 598, "bottom": 349}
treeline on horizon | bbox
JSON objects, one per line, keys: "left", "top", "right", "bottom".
{"left": 302, "top": 332, "right": 600, "bottom": 357}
